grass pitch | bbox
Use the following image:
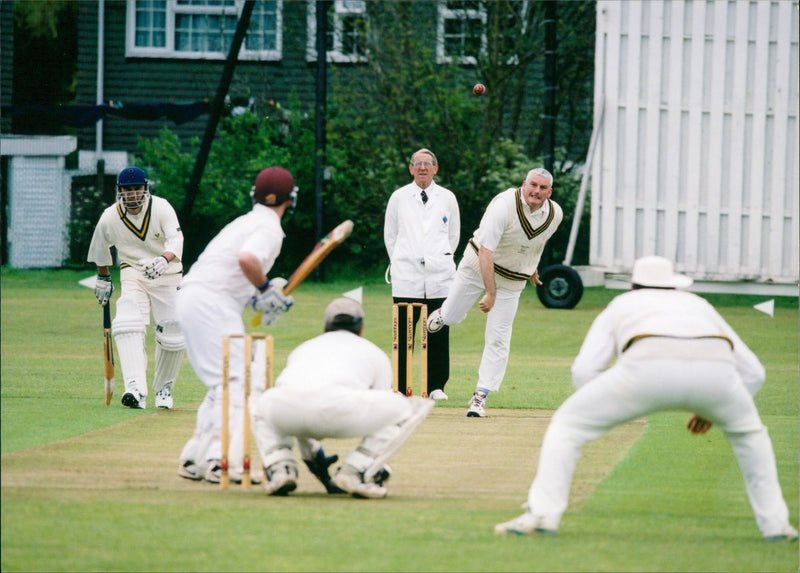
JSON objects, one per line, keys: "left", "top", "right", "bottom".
{"left": 1, "top": 268, "right": 797, "bottom": 572}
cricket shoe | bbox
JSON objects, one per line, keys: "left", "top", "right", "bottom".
{"left": 204, "top": 461, "right": 222, "bottom": 484}
{"left": 178, "top": 460, "right": 203, "bottom": 481}
{"left": 494, "top": 512, "right": 558, "bottom": 536}
{"left": 155, "top": 387, "right": 173, "bottom": 409}
{"left": 426, "top": 308, "right": 445, "bottom": 333}
{"left": 263, "top": 461, "right": 299, "bottom": 496}
{"left": 121, "top": 390, "right": 146, "bottom": 409}
{"left": 466, "top": 391, "right": 487, "bottom": 418}
{"left": 429, "top": 389, "right": 448, "bottom": 401}
{"left": 764, "top": 526, "right": 799, "bottom": 543}
{"left": 331, "top": 465, "right": 387, "bottom": 499}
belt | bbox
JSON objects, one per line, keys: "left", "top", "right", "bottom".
{"left": 622, "top": 334, "right": 734, "bottom": 353}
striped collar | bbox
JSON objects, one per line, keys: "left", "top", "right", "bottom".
{"left": 515, "top": 188, "right": 555, "bottom": 240}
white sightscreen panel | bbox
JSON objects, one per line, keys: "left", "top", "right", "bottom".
{"left": 591, "top": 0, "right": 799, "bottom": 283}
{"left": 8, "top": 156, "right": 69, "bottom": 268}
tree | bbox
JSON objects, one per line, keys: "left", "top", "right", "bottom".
{"left": 12, "top": 0, "right": 78, "bottom": 133}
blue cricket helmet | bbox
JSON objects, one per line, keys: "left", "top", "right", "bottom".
{"left": 117, "top": 166, "right": 148, "bottom": 187}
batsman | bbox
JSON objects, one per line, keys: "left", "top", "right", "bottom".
{"left": 87, "top": 166, "right": 186, "bottom": 410}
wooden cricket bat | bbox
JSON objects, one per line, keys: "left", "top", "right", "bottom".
{"left": 252, "top": 220, "right": 354, "bottom": 326}
{"left": 103, "top": 304, "right": 115, "bottom": 406}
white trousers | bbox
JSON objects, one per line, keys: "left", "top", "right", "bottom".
{"left": 526, "top": 350, "right": 793, "bottom": 537}
{"left": 253, "top": 386, "right": 412, "bottom": 472}
{"left": 440, "top": 264, "right": 522, "bottom": 392}
{"left": 119, "top": 267, "right": 181, "bottom": 327}
{"left": 175, "top": 283, "right": 248, "bottom": 469}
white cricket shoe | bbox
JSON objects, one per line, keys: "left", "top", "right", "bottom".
{"left": 204, "top": 461, "right": 222, "bottom": 484}
{"left": 429, "top": 389, "right": 448, "bottom": 401}
{"left": 494, "top": 512, "right": 558, "bottom": 536}
{"left": 121, "top": 390, "right": 146, "bottom": 409}
{"left": 426, "top": 308, "right": 446, "bottom": 333}
{"left": 263, "top": 461, "right": 299, "bottom": 496}
{"left": 466, "top": 391, "right": 487, "bottom": 418}
{"left": 155, "top": 387, "right": 173, "bottom": 409}
{"left": 331, "top": 465, "right": 388, "bottom": 499}
{"left": 764, "top": 526, "right": 799, "bottom": 543}
{"left": 177, "top": 460, "right": 202, "bottom": 481}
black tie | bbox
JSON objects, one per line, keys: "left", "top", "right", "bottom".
{"left": 421, "top": 189, "right": 428, "bottom": 204}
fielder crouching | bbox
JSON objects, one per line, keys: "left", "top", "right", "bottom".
{"left": 252, "top": 297, "right": 434, "bottom": 498}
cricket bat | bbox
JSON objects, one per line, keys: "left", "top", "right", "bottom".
{"left": 103, "top": 304, "right": 115, "bottom": 406}
{"left": 252, "top": 220, "right": 354, "bottom": 326}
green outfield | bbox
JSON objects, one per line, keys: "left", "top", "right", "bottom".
{"left": 1, "top": 268, "right": 798, "bottom": 572}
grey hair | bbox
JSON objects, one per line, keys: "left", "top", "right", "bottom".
{"left": 526, "top": 167, "right": 553, "bottom": 187}
{"left": 410, "top": 148, "right": 438, "bottom": 165}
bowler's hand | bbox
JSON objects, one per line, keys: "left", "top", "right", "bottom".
{"left": 686, "top": 414, "right": 713, "bottom": 435}
{"left": 530, "top": 270, "right": 542, "bottom": 286}
{"left": 478, "top": 292, "right": 495, "bottom": 313}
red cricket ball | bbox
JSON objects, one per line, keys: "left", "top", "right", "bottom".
{"left": 473, "top": 83, "right": 486, "bottom": 96}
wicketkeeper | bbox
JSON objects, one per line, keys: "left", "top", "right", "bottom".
{"left": 251, "top": 297, "right": 434, "bottom": 498}
{"left": 87, "top": 166, "right": 185, "bottom": 410}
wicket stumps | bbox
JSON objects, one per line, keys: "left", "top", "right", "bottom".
{"left": 391, "top": 303, "right": 428, "bottom": 398}
{"left": 221, "top": 333, "right": 274, "bottom": 490}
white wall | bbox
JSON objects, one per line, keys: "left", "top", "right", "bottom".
{"left": 591, "top": 0, "right": 799, "bottom": 289}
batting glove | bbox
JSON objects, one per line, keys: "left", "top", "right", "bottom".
{"left": 95, "top": 274, "right": 113, "bottom": 306}
{"left": 142, "top": 256, "right": 169, "bottom": 280}
{"left": 250, "top": 277, "right": 294, "bottom": 325}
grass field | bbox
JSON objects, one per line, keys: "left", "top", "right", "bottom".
{"left": 1, "top": 268, "right": 798, "bottom": 572}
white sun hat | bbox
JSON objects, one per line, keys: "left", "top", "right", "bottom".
{"left": 631, "top": 256, "right": 693, "bottom": 289}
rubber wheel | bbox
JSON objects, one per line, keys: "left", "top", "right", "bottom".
{"left": 536, "top": 264, "right": 584, "bottom": 309}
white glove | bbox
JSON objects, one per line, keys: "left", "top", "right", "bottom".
{"left": 95, "top": 275, "right": 113, "bottom": 306}
{"left": 141, "top": 256, "right": 169, "bottom": 280}
{"left": 249, "top": 278, "right": 294, "bottom": 326}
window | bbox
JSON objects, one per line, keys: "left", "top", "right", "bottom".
{"left": 437, "top": 0, "right": 486, "bottom": 65}
{"left": 127, "top": 0, "right": 282, "bottom": 61}
{"left": 306, "top": 1, "right": 368, "bottom": 64}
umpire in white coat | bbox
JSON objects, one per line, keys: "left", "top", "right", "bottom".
{"left": 384, "top": 148, "right": 460, "bottom": 400}
{"left": 495, "top": 256, "right": 798, "bottom": 542}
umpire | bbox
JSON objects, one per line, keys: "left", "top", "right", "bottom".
{"left": 383, "top": 148, "right": 460, "bottom": 400}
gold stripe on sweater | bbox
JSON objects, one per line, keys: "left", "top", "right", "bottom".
{"left": 515, "top": 188, "right": 556, "bottom": 239}
{"left": 116, "top": 200, "right": 152, "bottom": 242}
{"left": 468, "top": 239, "right": 530, "bottom": 281}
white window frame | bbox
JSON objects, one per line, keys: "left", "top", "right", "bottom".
{"left": 126, "top": 0, "right": 283, "bottom": 61}
{"left": 306, "top": 0, "right": 369, "bottom": 64}
{"left": 436, "top": 0, "right": 486, "bottom": 65}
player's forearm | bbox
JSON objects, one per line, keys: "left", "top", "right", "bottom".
{"left": 237, "top": 252, "right": 268, "bottom": 288}
{"left": 478, "top": 246, "right": 496, "bottom": 295}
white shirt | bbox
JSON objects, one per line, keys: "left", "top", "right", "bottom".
{"left": 276, "top": 330, "right": 393, "bottom": 392}
{"left": 571, "top": 288, "right": 766, "bottom": 394}
{"left": 181, "top": 203, "right": 284, "bottom": 307}
{"left": 87, "top": 195, "right": 183, "bottom": 275}
{"left": 384, "top": 181, "right": 460, "bottom": 298}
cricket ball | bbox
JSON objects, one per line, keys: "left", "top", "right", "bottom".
{"left": 473, "top": 83, "right": 486, "bottom": 96}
